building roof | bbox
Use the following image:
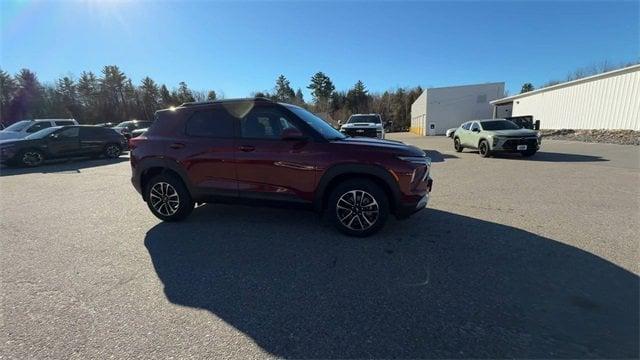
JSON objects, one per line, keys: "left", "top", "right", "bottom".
{"left": 491, "top": 64, "right": 640, "bottom": 105}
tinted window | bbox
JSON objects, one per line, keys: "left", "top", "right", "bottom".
{"left": 26, "top": 122, "right": 52, "bottom": 133}
{"left": 185, "top": 109, "right": 234, "bottom": 138}
{"left": 480, "top": 120, "right": 521, "bottom": 130}
{"left": 286, "top": 105, "right": 344, "bottom": 140}
{"left": 133, "top": 121, "right": 152, "bottom": 129}
{"left": 4, "top": 120, "right": 31, "bottom": 132}
{"left": 461, "top": 122, "right": 471, "bottom": 130}
{"left": 347, "top": 115, "right": 381, "bottom": 124}
{"left": 81, "top": 127, "right": 113, "bottom": 138}
{"left": 57, "top": 127, "right": 79, "bottom": 138}
{"left": 240, "top": 108, "right": 299, "bottom": 139}
{"left": 470, "top": 122, "right": 480, "bottom": 131}
{"left": 55, "top": 121, "right": 75, "bottom": 126}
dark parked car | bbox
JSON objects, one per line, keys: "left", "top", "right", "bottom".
{"left": 0, "top": 125, "right": 127, "bottom": 167}
{"left": 129, "top": 98, "right": 433, "bottom": 237}
{"left": 112, "top": 120, "right": 152, "bottom": 139}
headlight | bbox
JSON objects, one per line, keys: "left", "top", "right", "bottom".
{"left": 397, "top": 156, "right": 432, "bottom": 165}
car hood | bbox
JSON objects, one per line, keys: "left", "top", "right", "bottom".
{"left": 489, "top": 129, "right": 539, "bottom": 137}
{"left": 0, "top": 131, "right": 25, "bottom": 140}
{"left": 332, "top": 136, "right": 424, "bottom": 156}
{"left": 341, "top": 123, "right": 382, "bottom": 129}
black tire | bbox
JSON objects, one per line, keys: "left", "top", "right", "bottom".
{"left": 103, "top": 143, "right": 122, "bottom": 159}
{"left": 145, "top": 173, "right": 194, "bottom": 222}
{"left": 521, "top": 149, "right": 537, "bottom": 157}
{"left": 328, "top": 178, "right": 389, "bottom": 237}
{"left": 19, "top": 149, "right": 45, "bottom": 167}
{"left": 478, "top": 140, "right": 491, "bottom": 158}
{"left": 454, "top": 137, "right": 463, "bottom": 152}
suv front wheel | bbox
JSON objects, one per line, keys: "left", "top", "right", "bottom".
{"left": 328, "top": 179, "right": 389, "bottom": 237}
{"left": 145, "top": 173, "right": 194, "bottom": 221}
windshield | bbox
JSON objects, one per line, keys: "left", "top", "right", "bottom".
{"left": 113, "top": 121, "right": 131, "bottom": 128}
{"left": 24, "top": 126, "right": 63, "bottom": 140}
{"left": 286, "top": 105, "right": 346, "bottom": 140}
{"left": 481, "top": 120, "right": 521, "bottom": 130}
{"left": 348, "top": 115, "right": 381, "bottom": 124}
{"left": 3, "top": 120, "right": 32, "bottom": 132}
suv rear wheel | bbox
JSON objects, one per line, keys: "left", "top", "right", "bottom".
{"left": 328, "top": 179, "right": 389, "bottom": 237}
{"left": 103, "top": 143, "right": 122, "bottom": 159}
{"left": 145, "top": 173, "right": 194, "bottom": 221}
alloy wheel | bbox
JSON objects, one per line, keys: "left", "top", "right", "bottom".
{"left": 336, "top": 190, "right": 379, "bottom": 231}
{"left": 22, "top": 151, "right": 43, "bottom": 166}
{"left": 106, "top": 145, "right": 120, "bottom": 158}
{"left": 149, "top": 182, "right": 180, "bottom": 216}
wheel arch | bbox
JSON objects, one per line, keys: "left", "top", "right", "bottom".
{"left": 137, "top": 158, "right": 193, "bottom": 201}
{"left": 315, "top": 163, "right": 401, "bottom": 214}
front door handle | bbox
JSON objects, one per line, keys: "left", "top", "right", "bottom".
{"left": 239, "top": 145, "right": 255, "bottom": 152}
{"left": 169, "top": 143, "right": 185, "bottom": 149}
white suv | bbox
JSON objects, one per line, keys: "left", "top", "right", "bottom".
{"left": 339, "top": 114, "right": 387, "bottom": 139}
{"left": 0, "top": 119, "right": 78, "bottom": 140}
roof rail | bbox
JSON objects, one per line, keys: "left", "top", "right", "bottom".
{"left": 179, "top": 97, "right": 274, "bottom": 107}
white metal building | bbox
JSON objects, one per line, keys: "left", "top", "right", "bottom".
{"left": 410, "top": 82, "right": 505, "bottom": 136}
{"left": 491, "top": 64, "right": 640, "bottom": 130}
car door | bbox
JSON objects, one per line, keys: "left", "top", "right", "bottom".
{"left": 466, "top": 122, "right": 481, "bottom": 148}
{"left": 79, "top": 127, "right": 106, "bottom": 155}
{"left": 457, "top": 122, "right": 470, "bottom": 146}
{"left": 47, "top": 127, "right": 81, "bottom": 157}
{"left": 235, "top": 105, "right": 317, "bottom": 203}
{"left": 176, "top": 107, "right": 238, "bottom": 197}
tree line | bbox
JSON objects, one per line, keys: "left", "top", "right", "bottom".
{"left": 0, "top": 66, "right": 423, "bottom": 131}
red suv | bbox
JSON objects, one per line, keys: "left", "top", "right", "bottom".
{"left": 129, "top": 98, "right": 433, "bottom": 236}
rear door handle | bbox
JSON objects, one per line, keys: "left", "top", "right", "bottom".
{"left": 169, "top": 143, "right": 185, "bottom": 149}
{"left": 239, "top": 145, "right": 255, "bottom": 152}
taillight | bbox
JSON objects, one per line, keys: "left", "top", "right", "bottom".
{"left": 128, "top": 137, "right": 141, "bottom": 150}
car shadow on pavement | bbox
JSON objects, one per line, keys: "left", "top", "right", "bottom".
{"left": 460, "top": 150, "right": 609, "bottom": 163}
{"left": 0, "top": 156, "right": 128, "bottom": 177}
{"left": 144, "top": 206, "right": 638, "bottom": 359}
{"left": 421, "top": 149, "right": 458, "bottom": 162}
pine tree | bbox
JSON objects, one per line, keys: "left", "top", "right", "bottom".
{"left": 159, "top": 84, "right": 174, "bottom": 107}
{"left": 520, "top": 83, "right": 534, "bottom": 93}
{"left": 295, "top": 88, "right": 304, "bottom": 104}
{"left": 176, "top": 81, "right": 195, "bottom": 104}
{"left": 346, "top": 80, "right": 370, "bottom": 114}
{"left": 14, "top": 69, "right": 44, "bottom": 119}
{"left": 140, "top": 77, "right": 160, "bottom": 119}
{"left": 207, "top": 90, "right": 217, "bottom": 101}
{"left": 274, "top": 74, "right": 295, "bottom": 102}
{"left": 307, "top": 72, "right": 335, "bottom": 110}
{"left": 0, "top": 69, "right": 17, "bottom": 124}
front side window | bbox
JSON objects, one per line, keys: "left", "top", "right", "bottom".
{"left": 470, "top": 122, "right": 480, "bottom": 131}
{"left": 185, "top": 109, "right": 234, "bottom": 138}
{"left": 461, "top": 122, "right": 471, "bottom": 130}
{"left": 285, "top": 105, "right": 345, "bottom": 140}
{"left": 57, "top": 127, "right": 79, "bottom": 138}
{"left": 26, "top": 122, "right": 52, "bottom": 133}
{"left": 240, "top": 108, "right": 300, "bottom": 139}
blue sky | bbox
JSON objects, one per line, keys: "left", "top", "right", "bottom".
{"left": 1, "top": 0, "right": 638, "bottom": 98}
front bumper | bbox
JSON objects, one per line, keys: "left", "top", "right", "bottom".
{"left": 396, "top": 177, "right": 433, "bottom": 218}
{"left": 491, "top": 137, "right": 540, "bottom": 152}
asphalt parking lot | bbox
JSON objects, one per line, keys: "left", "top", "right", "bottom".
{"left": 1, "top": 133, "right": 638, "bottom": 359}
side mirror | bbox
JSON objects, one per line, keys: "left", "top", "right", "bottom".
{"left": 337, "top": 120, "right": 343, "bottom": 125}
{"left": 281, "top": 127, "right": 306, "bottom": 141}
{"left": 534, "top": 120, "right": 541, "bottom": 130}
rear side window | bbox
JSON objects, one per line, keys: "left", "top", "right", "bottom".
{"left": 81, "top": 127, "right": 113, "bottom": 138}
{"left": 26, "top": 122, "right": 52, "bottom": 133}
{"left": 55, "top": 121, "right": 75, "bottom": 126}
{"left": 185, "top": 108, "right": 234, "bottom": 138}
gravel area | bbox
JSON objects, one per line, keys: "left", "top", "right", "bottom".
{"left": 541, "top": 129, "right": 640, "bottom": 145}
